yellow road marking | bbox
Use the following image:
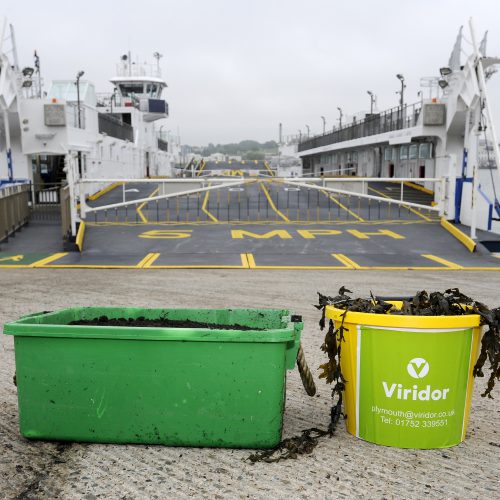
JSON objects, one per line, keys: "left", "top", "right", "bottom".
{"left": 201, "top": 183, "right": 219, "bottom": 222}
{"left": 321, "top": 190, "right": 365, "bottom": 222}
{"left": 88, "top": 182, "right": 123, "bottom": 201}
{"left": 264, "top": 161, "right": 275, "bottom": 176}
{"left": 137, "top": 253, "right": 160, "bottom": 268}
{"left": 368, "top": 186, "right": 433, "bottom": 222}
{"left": 246, "top": 253, "right": 256, "bottom": 268}
{"left": 196, "top": 160, "right": 207, "bottom": 176}
{"left": 260, "top": 182, "right": 289, "bottom": 221}
{"left": 136, "top": 188, "right": 159, "bottom": 223}
{"left": 332, "top": 253, "right": 362, "bottom": 269}
{"left": 403, "top": 181, "right": 434, "bottom": 195}
{"left": 246, "top": 252, "right": 350, "bottom": 269}
{"left": 240, "top": 253, "right": 250, "bottom": 268}
{"left": 421, "top": 254, "right": 463, "bottom": 269}
{"left": 0, "top": 254, "right": 24, "bottom": 262}
{"left": 30, "top": 253, "right": 68, "bottom": 268}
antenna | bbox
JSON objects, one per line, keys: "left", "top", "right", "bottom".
{"left": 9, "top": 23, "right": 19, "bottom": 70}
{"left": 153, "top": 51, "right": 163, "bottom": 76}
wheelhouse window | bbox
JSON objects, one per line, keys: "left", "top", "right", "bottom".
{"left": 384, "top": 147, "right": 392, "bottom": 161}
{"left": 409, "top": 144, "right": 418, "bottom": 159}
{"left": 118, "top": 83, "right": 145, "bottom": 96}
{"left": 146, "top": 83, "right": 158, "bottom": 97}
{"left": 400, "top": 145, "right": 408, "bottom": 160}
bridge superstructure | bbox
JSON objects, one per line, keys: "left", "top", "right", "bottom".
{"left": 295, "top": 19, "right": 500, "bottom": 237}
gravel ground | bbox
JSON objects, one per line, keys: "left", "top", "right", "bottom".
{"left": 0, "top": 269, "right": 499, "bottom": 499}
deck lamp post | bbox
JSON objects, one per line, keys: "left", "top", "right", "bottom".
{"left": 337, "top": 107, "right": 343, "bottom": 129}
{"left": 396, "top": 74, "right": 405, "bottom": 125}
{"left": 75, "top": 70, "right": 84, "bottom": 129}
{"left": 367, "top": 90, "right": 375, "bottom": 114}
{"left": 305, "top": 125, "right": 310, "bottom": 137}
{"left": 75, "top": 70, "right": 84, "bottom": 176}
{"left": 298, "top": 130, "right": 302, "bottom": 142}
{"left": 321, "top": 116, "right": 326, "bottom": 134}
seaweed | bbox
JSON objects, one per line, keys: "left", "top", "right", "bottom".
{"left": 316, "top": 287, "right": 500, "bottom": 399}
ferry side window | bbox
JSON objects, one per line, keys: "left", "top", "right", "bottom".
{"left": 419, "top": 143, "right": 430, "bottom": 159}
{"left": 384, "top": 147, "right": 392, "bottom": 161}
{"left": 409, "top": 144, "right": 418, "bottom": 160}
{"left": 400, "top": 146, "right": 408, "bottom": 160}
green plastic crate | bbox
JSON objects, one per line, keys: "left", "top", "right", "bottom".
{"left": 3, "top": 307, "right": 303, "bottom": 448}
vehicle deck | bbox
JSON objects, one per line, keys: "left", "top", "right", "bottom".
{"left": 1, "top": 180, "right": 498, "bottom": 270}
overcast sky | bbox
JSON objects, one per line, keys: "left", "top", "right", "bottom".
{"left": 4, "top": 0, "right": 500, "bottom": 145}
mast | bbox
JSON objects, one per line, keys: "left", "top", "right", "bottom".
{"left": 469, "top": 18, "right": 500, "bottom": 191}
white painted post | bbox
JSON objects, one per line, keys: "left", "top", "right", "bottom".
{"left": 440, "top": 177, "right": 447, "bottom": 217}
{"left": 64, "top": 154, "right": 78, "bottom": 235}
{"left": 471, "top": 164, "right": 478, "bottom": 240}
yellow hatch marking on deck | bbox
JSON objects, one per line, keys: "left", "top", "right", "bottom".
{"left": 201, "top": 183, "right": 219, "bottom": 222}
{"left": 421, "top": 254, "right": 464, "bottom": 269}
{"left": 368, "top": 186, "right": 433, "bottom": 222}
{"left": 332, "top": 253, "right": 362, "bottom": 269}
{"left": 440, "top": 218, "right": 476, "bottom": 253}
{"left": 29, "top": 253, "right": 69, "bottom": 268}
{"left": 136, "top": 188, "right": 159, "bottom": 223}
{"left": 137, "top": 253, "right": 160, "bottom": 268}
{"left": 260, "top": 182, "right": 290, "bottom": 221}
{"left": 321, "top": 190, "right": 365, "bottom": 222}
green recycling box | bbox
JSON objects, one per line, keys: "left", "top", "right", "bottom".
{"left": 3, "top": 307, "right": 303, "bottom": 448}
{"left": 326, "top": 304, "right": 482, "bottom": 449}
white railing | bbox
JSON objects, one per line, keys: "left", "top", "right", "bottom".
{"left": 283, "top": 177, "right": 444, "bottom": 214}
{"left": 77, "top": 178, "right": 252, "bottom": 216}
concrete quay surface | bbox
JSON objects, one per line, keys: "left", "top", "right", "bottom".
{"left": 0, "top": 269, "right": 498, "bottom": 499}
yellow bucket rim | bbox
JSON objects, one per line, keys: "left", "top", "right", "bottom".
{"left": 325, "top": 302, "right": 481, "bottom": 329}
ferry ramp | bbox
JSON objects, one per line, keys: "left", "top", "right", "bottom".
{"left": 2, "top": 180, "right": 499, "bottom": 270}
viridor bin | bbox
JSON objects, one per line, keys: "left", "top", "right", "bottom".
{"left": 3, "top": 307, "right": 303, "bottom": 448}
{"left": 326, "top": 303, "right": 482, "bottom": 449}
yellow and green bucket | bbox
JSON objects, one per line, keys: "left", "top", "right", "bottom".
{"left": 326, "top": 304, "right": 482, "bottom": 449}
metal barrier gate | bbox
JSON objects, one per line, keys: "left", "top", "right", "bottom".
{"left": 75, "top": 177, "right": 443, "bottom": 225}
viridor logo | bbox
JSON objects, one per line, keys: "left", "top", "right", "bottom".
{"left": 382, "top": 357, "right": 450, "bottom": 401}
{"left": 407, "top": 358, "right": 430, "bottom": 379}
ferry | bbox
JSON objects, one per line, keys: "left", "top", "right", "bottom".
{"left": 0, "top": 18, "right": 175, "bottom": 194}
{"left": 292, "top": 21, "right": 500, "bottom": 237}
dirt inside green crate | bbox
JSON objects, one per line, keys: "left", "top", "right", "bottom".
{"left": 69, "top": 316, "right": 264, "bottom": 330}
